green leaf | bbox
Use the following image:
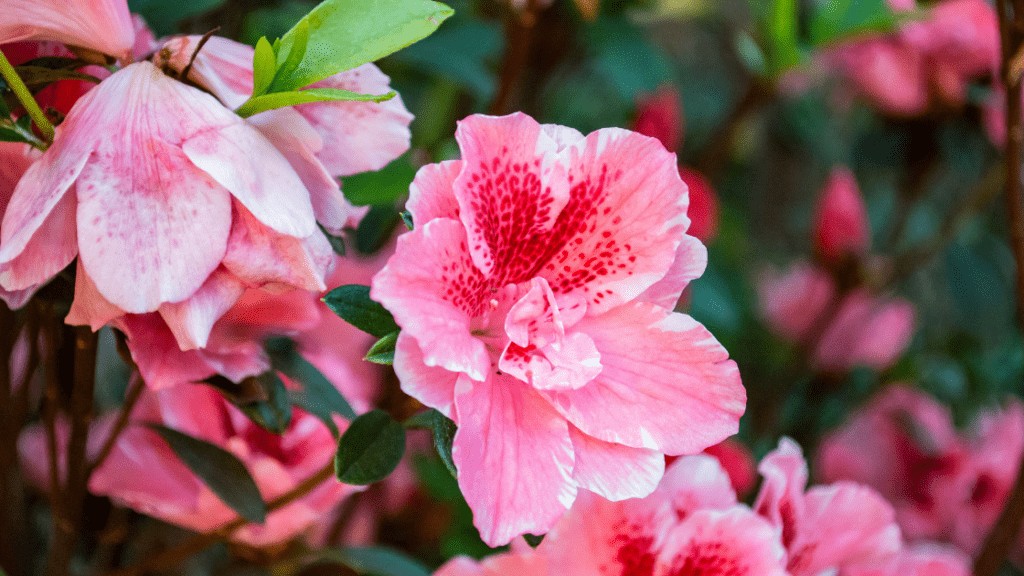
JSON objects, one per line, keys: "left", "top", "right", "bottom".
{"left": 321, "top": 224, "right": 347, "bottom": 256}
{"left": 809, "top": 0, "right": 897, "bottom": 46}
{"left": 335, "top": 410, "right": 406, "bottom": 485}
{"left": 365, "top": 331, "right": 399, "bottom": 365}
{"left": 14, "top": 66, "right": 102, "bottom": 90}
{"left": 314, "top": 546, "right": 431, "bottom": 576}
{"left": 404, "top": 409, "right": 457, "bottom": 477}
{"left": 149, "top": 425, "right": 267, "bottom": 523}
{"left": 236, "top": 87, "right": 395, "bottom": 118}
{"left": 128, "top": 0, "right": 227, "bottom": 36}
{"left": 322, "top": 285, "right": 398, "bottom": 338}
{"left": 340, "top": 154, "right": 417, "bottom": 207}
{"left": 766, "top": 0, "right": 801, "bottom": 75}
{"left": 523, "top": 534, "right": 545, "bottom": 548}
{"left": 252, "top": 37, "right": 278, "bottom": 98}
{"left": 0, "top": 116, "right": 44, "bottom": 147}
{"left": 268, "top": 0, "right": 454, "bottom": 92}
{"left": 236, "top": 372, "right": 293, "bottom": 434}
{"left": 272, "top": 19, "right": 311, "bottom": 92}
{"left": 389, "top": 21, "right": 501, "bottom": 103}
{"left": 267, "top": 337, "right": 358, "bottom": 421}
{"left": 356, "top": 204, "right": 402, "bottom": 255}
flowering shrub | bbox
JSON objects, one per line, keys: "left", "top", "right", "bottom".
{"left": 1, "top": 0, "right": 1024, "bottom": 575}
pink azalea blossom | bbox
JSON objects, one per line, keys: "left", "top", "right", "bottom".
{"left": 0, "top": 62, "right": 330, "bottom": 351}
{"left": 156, "top": 35, "right": 413, "bottom": 233}
{"left": 702, "top": 438, "right": 757, "bottom": 498}
{"left": 372, "top": 113, "right": 744, "bottom": 545}
{"left": 437, "top": 541, "right": 547, "bottom": 576}
{"left": 817, "top": 385, "right": 971, "bottom": 542}
{"left": 0, "top": 0, "right": 136, "bottom": 62}
{"left": 0, "top": 141, "right": 39, "bottom": 309}
{"left": 86, "top": 383, "right": 358, "bottom": 547}
{"left": 829, "top": 0, "right": 998, "bottom": 117}
{"left": 843, "top": 543, "right": 972, "bottom": 576}
{"left": 758, "top": 263, "right": 916, "bottom": 372}
{"left": 814, "top": 167, "right": 870, "bottom": 263}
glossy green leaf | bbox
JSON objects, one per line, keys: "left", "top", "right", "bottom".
{"left": 322, "top": 285, "right": 399, "bottom": 338}
{"left": 365, "top": 331, "right": 399, "bottom": 365}
{"left": 335, "top": 410, "right": 406, "bottom": 485}
{"left": 267, "top": 337, "right": 357, "bottom": 421}
{"left": 236, "top": 371, "right": 293, "bottom": 434}
{"left": 149, "top": 425, "right": 267, "bottom": 523}
{"left": 252, "top": 37, "right": 278, "bottom": 98}
{"left": 236, "top": 87, "right": 395, "bottom": 118}
{"left": 269, "top": 0, "right": 454, "bottom": 92}
{"left": 341, "top": 154, "right": 417, "bottom": 206}
{"left": 404, "top": 409, "right": 457, "bottom": 477}
{"left": 355, "top": 204, "right": 402, "bottom": 255}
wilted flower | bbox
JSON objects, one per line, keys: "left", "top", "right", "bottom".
{"left": 372, "top": 113, "right": 744, "bottom": 545}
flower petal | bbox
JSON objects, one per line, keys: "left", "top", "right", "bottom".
{"left": 636, "top": 234, "right": 707, "bottom": 309}
{"left": 0, "top": 0, "right": 135, "bottom": 61}
{"left": 0, "top": 185, "right": 77, "bottom": 291}
{"left": 654, "top": 507, "right": 788, "bottom": 576}
{"left": 65, "top": 260, "right": 125, "bottom": 330}
{"left": 407, "top": 160, "right": 463, "bottom": 224}
{"left": 158, "top": 268, "right": 246, "bottom": 350}
{"left": 393, "top": 333, "right": 460, "bottom": 417}
{"left": 569, "top": 426, "right": 664, "bottom": 501}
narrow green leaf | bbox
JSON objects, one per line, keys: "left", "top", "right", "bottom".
{"left": 404, "top": 409, "right": 457, "bottom": 477}
{"left": 365, "top": 331, "right": 399, "bottom": 365}
{"left": 335, "top": 410, "right": 406, "bottom": 485}
{"left": 766, "top": 0, "right": 801, "bottom": 75}
{"left": 322, "top": 285, "right": 398, "bottom": 338}
{"left": 149, "top": 425, "right": 267, "bottom": 523}
{"left": 271, "top": 0, "right": 454, "bottom": 92}
{"left": 14, "top": 66, "right": 102, "bottom": 89}
{"left": 236, "top": 372, "right": 293, "bottom": 434}
{"left": 252, "top": 36, "right": 278, "bottom": 98}
{"left": 270, "top": 18, "right": 311, "bottom": 92}
{"left": 267, "top": 337, "right": 357, "bottom": 421}
{"left": 237, "top": 87, "right": 395, "bottom": 118}
{"left": 340, "top": 154, "right": 417, "bottom": 206}
{"left": 324, "top": 546, "right": 431, "bottom": 576}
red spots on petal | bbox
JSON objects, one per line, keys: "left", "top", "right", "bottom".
{"left": 609, "top": 533, "right": 657, "bottom": 576}
{"left": 666, "top": 541, "right": 747, "bottom": 576}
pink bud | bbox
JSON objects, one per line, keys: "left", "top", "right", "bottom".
{"left": 813, "top": 167, "right": 870, "bottom": 262}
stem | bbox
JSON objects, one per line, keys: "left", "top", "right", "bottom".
{"left": 108, "top": 461, "right": 336, "bottom": 576}
{"left": 0, "top": 48, "right": 55, "bottom": 143}
{"left": 46, "top": 328, "right": 98, "bottom": 576}
{"left": 87, "top": 373, "right": 144, "bottom": 477}
{"left": 974, "top": 2, "right": 1024, "bottom": 575}
{"left": 488, "top": 0, "right": 543, "bottom": 116}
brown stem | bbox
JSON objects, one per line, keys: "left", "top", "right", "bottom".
{"left": 46, "top": 327, "right": 98, "bottom": 576}
{"left": 488, "top": 0, "right": 544, "bottom": 116}
{"left": 974, "top": 3, "right": 1024, "bottom": 576}
{"left": 87, "top": 373, "right": 144, "bottom": 477}
{"left": 108, "top": 461, "right": 336, "bottom": 576}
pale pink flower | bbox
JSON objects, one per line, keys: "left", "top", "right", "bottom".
{"left": 829, "top": 0, "right": 998, "bottom": 117}
{"left": 817, "top": 385, "right": 971, "bottom": 542}
{"left": 843, "top": 543, "right": 972, "bottom": 576}
{"left": 814, "top": 167, "right": 870, "bottom": 263}
{"left": 372, "top": 113, "right": 744, "bottom": 545}
{"left": 156, "top": 35, "right": 413, "bottom": 233}
{"left": 0, "top": 62, "right": 330, "bottom": 351}
{"left": 0, "top": 141, "right": 39, "bottom": 309}
{"left": 88, "top": 383, "right": 358, "bottom": 547}
{"left": 754, "top": 438, "right": 902, "bottom": 576}
{"left": 0, "top": 0, "right": 136, "bottom": 62}
{"left": 759, "top": 263, "right": 916, "bottom": 372}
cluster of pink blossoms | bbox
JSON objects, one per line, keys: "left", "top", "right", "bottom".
{"left": 819, "top": 385, "right": 1024, "bottom": 568}
{"left": 759, "top": 168, "right": 916, "bottom": 373}
{"left": 438, "top": 438, "right": 972, "bottom": 576}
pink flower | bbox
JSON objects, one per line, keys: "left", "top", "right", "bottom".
{"left": 843, "top": 543, "right": 972, "bottom": 576}
{"left": 0, "top": 62, "right": 330, "bottom": 350}
{"left": 814, "top": 167, "right": 870, "bottom": 263}
{"left": 0, "top": 0, "right": 136, "bottom": 62}
{"left": 829, "top": 0, "right": 998, "bottom": 117}
{"left": 758, "top": 263, "right": 916, "bottom": 372}
{"left": 372, "top": 113, "right": 744, "bottom": 545}
{"left": 679, "top": 167, "right": 719, "bottom": 243}
{"left": 88, "top": 383, "right": 358, "bottom": 547}
{"left": 0, "top": 141, "right": 39, "bottom": 309}
{"left": 817, "top": 385, "right": 971, "bottom": 542}
{"left": 156, "top": 35, "right": 413, "bottom": 233}
{"left": 634, "top": 87, "right": 682, "bottom": 153}
{"left": 437, "top": 542, "right": 547, "bottom": 576}
{"left": 754, "top": 438, "right": 902, "bottom": 576}
{"left": 702, "top": 438, "right": 757, "bottom": 498}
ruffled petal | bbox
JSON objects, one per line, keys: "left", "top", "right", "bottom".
{"left": 569, "top": 426, "right": 664, "bottom": 501}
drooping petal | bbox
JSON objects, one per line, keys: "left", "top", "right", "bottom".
{"left": 65, "top": 260, "right": 125, "bottom": 330}
{"left": 542, "top": 302, "right": 744, "bottom": 454}
{"left": 372, "top": 218, "right": 491, "bottom": 381}
{"left": 569, "top": 426, "right": 664, "bottom": 501}
{"left": 0, "top": 185, "right": 77, "bottom": 291}
{"left": 158, "top": 268, "right": 246, "bottom": 350}
{"left": 117, "top": 314, "right": 219, "bottom": 390}
{"left": 654, "top": 507, "right": 788, "bottom": 576}
{"left": 452, "top": 374, "right": 576, "bottom": 546}
{"left": 156, "top": 35, "right": 254, "bottom": 109}
{"left": 636, "top": 234, "right": 707, "bottom": 309}
{"left": 0, "top": 0, "right": 135, "bottom": 61}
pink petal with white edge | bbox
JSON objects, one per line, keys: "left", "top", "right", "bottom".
{"left": 372, "top": 218, "right": 491, "bottom": 381}
{"left": 543, "top": 302, "right": 744, "bottom": 454}
{"left": 0, "top": 184, "right": 77, "bottom": 291}
{"left": 654, "top": 507, "right": 788, "bottom": 576}
{"left": 537, "top": 128, "right": 688, "bottom": 314}
{"left": 753, "top": 437, "right": 808, "bottom": 548}
{"left": 222, "top": 203, "right": 332, "bottom": 292}
{"left": 76, "top": 138, "right": 231, "bottom": 313}
{"left": 0, "top": 0, "right": 135, "bottom": 61}
{"left": 452, "top": 113, "right": 571, "bottom": 279}
{"left": 452, "top": 374, "right": 576, "bottom": 546}
{"left": 158, "top": 268, "right": 246, "bottom": 351}
{"left": 636, "top": 234, "right": 707, "bottom": 309}
{"left": 182, "top": 122, "right": 315, "bottom": 238}
{"left": 569, "top": 426, "right": 664, "bottom": 501}
{"left": 298, "top": 64, "right": 413, "bottom": 177}
{"left": 658, "top": 454, "right": 738, "bottom": 519}
{"left": 406, "top": 160, "right": 463, "bottom": 224}
{"left": 500, "top": 331, "right": 602, "bottom": 392}
{"left": 786, "top": 482, "right": 901, "bottom": 576}
{"left": 66, "top": 260, "right": 125, "bottom": 330}
{"left": 544, "top": 489, "right": 672, "bottom": 576}
{"left": 393, "top": 333, "right": 460, "bottom": 418}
